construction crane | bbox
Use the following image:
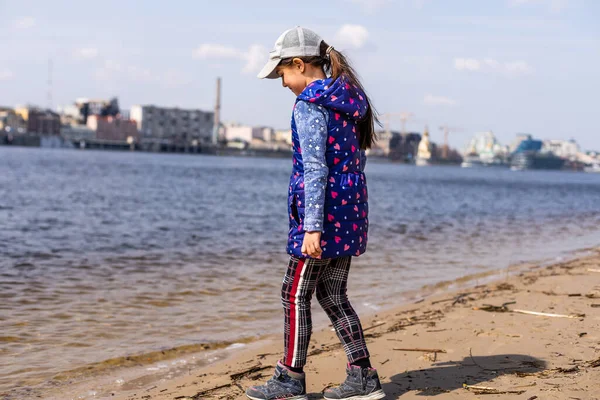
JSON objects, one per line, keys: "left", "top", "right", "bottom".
{"left": 439, "top": 125, "right": 463, "bottom": 159}
{"left": 381, "top": 112, "right": 415, "bottom": 137}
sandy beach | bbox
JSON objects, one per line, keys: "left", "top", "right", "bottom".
{"left": 85, "top": 249, "right": 600, "bottom": 400}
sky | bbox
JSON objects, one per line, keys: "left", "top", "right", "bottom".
{"left": 1, "top": 0, "right": 599, "bottom": 151}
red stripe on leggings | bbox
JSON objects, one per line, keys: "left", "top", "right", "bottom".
{"left": 285, "top": 258, "right": 305, "bottom": 367}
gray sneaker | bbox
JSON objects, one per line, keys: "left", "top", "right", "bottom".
{"left": 245, "top": 361, "right": 308, "bottom": 400}
{"left": 323, "top": 364, "right": 385, "bottom": 400}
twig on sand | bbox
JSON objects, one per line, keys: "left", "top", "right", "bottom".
{"left": 512, "top": 309, "right": 585, "bottom": 318}
{"left": 588, "top": 356, "right": 600, "bottom": 368}
{"left": 554, "top": 366, "right": 579, "bottom": 373}
{"left": 230, "top": 365, "right": 271, "bottom": 381}
{"left": 176, "top": 383, "right": 233, "bottom": 399}
{"left": 393, "top": 347, "right": 446, "bottom": 353}
{"left": 472, "top": 301, "right": 516, "bottom": 312}
{"left": 587, "top": 268, "right": 600, "bottom": 273}
{"left": 363, "top": 321, "right": 386, "bottom": 332}
{"left": 432, "top": 292, "right": 473, "bottom": 305}
{"left": 462, "top": 383, "right": 525, "bottom": 395}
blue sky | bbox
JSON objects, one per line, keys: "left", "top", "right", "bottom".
{"left": 1, "top": 0, "right": 598, "bottom": 150}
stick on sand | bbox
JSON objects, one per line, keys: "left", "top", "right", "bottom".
{"left": 512, "top": 309, "right": 585, "bottom": 318}
{"left": 393, "top": 347, "right": 446, "bottom": 353}
{"left": 463, "top": 383, "right": 525, "bottom": 395}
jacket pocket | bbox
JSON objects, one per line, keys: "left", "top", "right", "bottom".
{"left": 290, "top": 194, "right": 300, "bottom": 226}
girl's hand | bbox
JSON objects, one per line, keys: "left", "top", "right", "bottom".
{"left": 301, "top": 231, "right": 322, "bottom": 259}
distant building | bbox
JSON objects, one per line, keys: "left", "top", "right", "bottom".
{"left": 0, "top": 107, "right": 26, "bottom": 133}
{"left": 130, "top": 105, "right": 214, "bottom": 143}
{"left": 61, "top": 124, "right": 96, "bottom": 141}
{"left": 388, "top": 131, "right": 421, "bottom": 162}
{"left": 56, "top": 104, "right": 82, "bottom": 126}
{"left": 14, "top": 107, "right": 61, "bottom": 135}
{"left": 223, "top": 123, "right": 274, "bottom": 144}
{"left": 273, "top": 129, "right": 292, "bottom": 145}
{"left": 57, "top": 98, "right": 121, "bottom": 126}
{"left": 87, "top": 115, "right": 139, "bottom": 142}
{"left": 544, "top": 139, "right": 580, "bottom": 160}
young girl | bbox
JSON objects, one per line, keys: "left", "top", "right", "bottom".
{"left": 246, "top": 27, "right": 385, "bottom": 400}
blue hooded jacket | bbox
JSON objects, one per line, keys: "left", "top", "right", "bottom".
{"left": 287, "top": 76, "right": 369, "bottom": 259}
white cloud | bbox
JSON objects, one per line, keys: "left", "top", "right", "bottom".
{"left": 242, "top": 45, "right": 268, "bottom": 74}
{"left": 423, "top": 94, "right": 458, "bottom": 106}
{"left": 74, "top": 48, "right": 99, "bottom": 60}
{"left": 504, "top": 61, "right": 534, "bottom": 74}
{"left": 454, "top": 58, "right": 481, "bottom": 71}
{"left": 192, "top": 43, "right": 267, "bottom": 75}
{"left": 508, "top": 0, "right": 569, "bottom": 13}
{"left": 483, "top": 58, "right": 501, "bottom": 69}
{"left": 335, "top": 24, "right": 369, "bottom": 49}
{"left": 0, "top": 68, "right": 14, "bottom": 80}
{"left": 454, "top": 57, "right": 533, "bottom": 76}
{"left": 13, "top": 16, "right": 35, "bottom": 29}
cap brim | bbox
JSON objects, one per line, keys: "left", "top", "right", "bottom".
{"left": 257, "top": 58, "right": 281, "bottom": 79}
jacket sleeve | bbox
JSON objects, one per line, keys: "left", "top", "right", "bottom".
{"left": 294, "top": 100, "right": 329, "bottom": 232}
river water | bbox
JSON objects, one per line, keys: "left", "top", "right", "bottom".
{"left": 1, "top": 147, "right": 600, "bottom": 398}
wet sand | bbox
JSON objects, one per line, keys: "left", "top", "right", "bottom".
{"left": 91, "top": 249, "right": 600, "bottom": 400}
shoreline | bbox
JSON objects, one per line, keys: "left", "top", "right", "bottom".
{"left": 11, "top": 247, "right": 599, "bottom": 400}
{"left": 117, "top": 248, "right": 600, "bottom": 399}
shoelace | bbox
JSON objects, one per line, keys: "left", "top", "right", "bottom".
{"left": 360, "top": 368, "right": 369, "bottom": 391}
{"left": 340, "top": 368, "right": 368, "bottom": 392}
{"left": 265, "top": 370, "right": 286, "bottom": 389}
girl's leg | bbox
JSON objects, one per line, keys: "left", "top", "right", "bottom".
{"left": 281, "top": 256, "right": 329, "bottom": 369}
{"left": 315, "top": 256, "right": 369, "bottom": 363}
{"left": 317, "top": 257, "right": 385, "bottom": 400}
{"left": 246, "top": 256, "right": 328, "bottom": 400}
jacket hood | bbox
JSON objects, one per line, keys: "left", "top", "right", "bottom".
{"left": 296, "top": 75, "right": 368, "bottom": 122}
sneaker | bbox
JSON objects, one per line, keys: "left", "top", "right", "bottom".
{"left": 323, "top": 364, "right": 386, "bottom": 400}
{"left": 245, "top": 360, "right": 308, "bottom": 400}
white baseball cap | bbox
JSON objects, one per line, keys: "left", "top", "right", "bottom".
{"left": 257, "top": 26, "right": 324, "bottom": 79}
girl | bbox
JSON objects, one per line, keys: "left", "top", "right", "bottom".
{"left": 246, "top": 27, "right": 385, "bottom": 400}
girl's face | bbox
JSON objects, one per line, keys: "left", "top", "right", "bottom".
{"left": 276, "top": 61, "right": 308, "bottom": 96}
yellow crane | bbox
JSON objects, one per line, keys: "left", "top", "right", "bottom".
{"left": 439, "top": 125, "right": 463, "bottom": 159}
{"left": 381, "top": 112, "right": 417, "bottom": 137}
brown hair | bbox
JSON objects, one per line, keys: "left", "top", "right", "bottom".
{"left": 278, "top": 41, "right": 379, "bottom": 150}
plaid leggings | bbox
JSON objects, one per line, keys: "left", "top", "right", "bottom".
{"left": 281, "top": 256, "right": 370, "bottom": 368}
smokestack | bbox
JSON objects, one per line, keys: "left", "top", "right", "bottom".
{"left": 213, "top": 77, "right": 221, "bottom": 145}
{"left": 47, "top": 58, "right": 53, "bottom": 110}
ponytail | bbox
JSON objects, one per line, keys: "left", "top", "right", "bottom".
{"left": 321, "top": 41, "right": 379, "bottom": 150}
{"left": 278, "top": 41, "right": 380, "bottom": 150}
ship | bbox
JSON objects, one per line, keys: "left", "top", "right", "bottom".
{"left": 584, "top": 163, "right": 600, "bottom": 173}
{"left": 509, "top": 134, "right": 565, "bottom": 171}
